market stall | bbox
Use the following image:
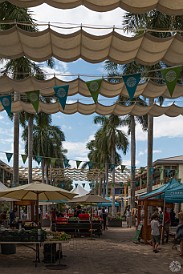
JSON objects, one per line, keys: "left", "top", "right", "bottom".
{"left": 0, "top": 227, "right": 71, "bottom": 267}
{"left": 137, "top": 178, "right": 180, "bottom": 243}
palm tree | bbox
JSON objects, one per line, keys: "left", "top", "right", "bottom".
{"left": 85, "top": 132, "right": 122, "bottom": 196}
{"left": 104, "top": 61, "right": 148, "bottom": 207}
{"left": 93, "top": 115, "right": 129, "bottom": 216}
{"left": 22, "top": 113, "right": 67, "bottom": 183}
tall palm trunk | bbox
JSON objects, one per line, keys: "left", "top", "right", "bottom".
{"left": 28, "top": 116, "right": 33, "bottom": 184}
{"left": 105, "top": 162, "right": 109, "bottom": 197}
{"left": 147, "top": 99, "right": 154, "bottom": 193}
{"left": 13, "top": 92, "right": 20, "bottom": 187}
{"left": 41, "top": 158, "right": 45, "bottom": 183}
{"left": 130, "top": 115, "right": 136, "bottom": 208}
{"left": 111, "top": 148, "right": 116, "bottom": 216}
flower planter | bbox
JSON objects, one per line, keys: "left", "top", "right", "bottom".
{"left": 108, "top": 218, "right": 122, "bottom": 227}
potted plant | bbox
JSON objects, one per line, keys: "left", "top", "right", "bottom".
{"left": 107, "top": 215, "right": 122, "bottom": 227}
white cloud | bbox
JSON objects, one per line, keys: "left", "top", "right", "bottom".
{"left": 126, "top": 115, "right": 183, "bottom": 142}
{"left": 154, "top": 116, "right": 183, "bottom": 138}
{"left": 63, "top": 140, "right": 89, "bottom": 161}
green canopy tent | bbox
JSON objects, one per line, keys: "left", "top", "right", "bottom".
{"left": 139, "top": 178, "right": 181, "bottom": 200}
{"left": 165, "top": 184, "right": 183, "bottom": 203}
{"left": 138, "top": 178, "right": 181, "bottom": 243}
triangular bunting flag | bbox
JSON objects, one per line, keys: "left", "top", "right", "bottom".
{"left": 131, "top": 166, "right": 136, "bottom": 173}
{"left": 109, "top": 164, "right": 115, "bottom": 172}
{"left": 122, "top": 73, "right": 141, "bottom": 100}
{"left": 64, "top": 159, "right": 69, "bottom": 168}
{"left": 87, "top": 162, "right": 93, "bottom": 170}
{"left": 121, "top": 165, "right": 125, "bottom": 172}
{"left": 86, "top": 79, "right": 102, "bottom": 103}
{"left": 51, "top": 158, "right": 57, "bottom": 167}
{"left": 75, "top": 183, "right": 78, "bottom": 188}
{"left": 21, "top": 154, "right": 27, "bottom": 164}
{"left": 6, "top": 152, "right": 13, "bottom": 162}
{"left": 82, "top": 183, "right": 85, "bottom": 188}
{"left": 76, "top": 160, "right": 82, "bottom": 169}
{"left": 27, "top": 90, "right": 40, "bottom": 113}
{"left": 150, "top": 167, "right": 154, "bottom": 175}
{"left": 161, "top": 67, "right": 182, "bottom": 96}
{"left": 35, "top": 155, "right": 42, "bottom": 165}
{"left": 139, "top": 167, "right": 145, "bottom": 174}
{"left": 54, "top": 85, "right": 69, "bottom": 110}
{"left": 0, "top": 95, "right": 12, "bottom": 115}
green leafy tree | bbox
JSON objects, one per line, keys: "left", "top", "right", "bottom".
{"left": 93, "top": 114, "right": 129, "bottom": 216}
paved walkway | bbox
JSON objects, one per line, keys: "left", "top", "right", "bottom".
{"left": 0, "top": 225, "right": 182, "bottom": 274}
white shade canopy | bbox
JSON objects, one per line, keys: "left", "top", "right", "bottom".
{"left": 0, "top": 0, "right": 182, "bottom": 15}
{"left": 0, "top": 75, "right": 182, "bottom": 99}
{"left": 1, "top": 27, "right": 183, "bottom": 66}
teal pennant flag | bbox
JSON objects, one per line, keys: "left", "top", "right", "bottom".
{"left": 35, "top": 156, "right": 42, "bottom": 165}
{"left": 64, "top": 159, "right": 70, "bottom": 168}
{"left": 0, "top": 95, "right": 12, "bottom": 115}
{"left": 161, "top": 66, "right": 182, "bottom": 96}
{"left": 21, "top": 154, "right": 27, "bottom": 164}
{"left": 122, "top": 73, "right": 141, "bottom": 100}
{"left": 6, "top": 152, "right": 13, "bottom": 162}
{"left": 54, "top": 85, "right": 69, "bottom": 110}
{"left": 150, "top": 167, "right": 154, "bottom": 175}
{"left": 109, "top": 164, "right": 115, "bottom": 172}
{"left": 131, "top": 166, "right": 136, "bottom": 173}
{"left": 82, "top": 183, "right": 85, "bottom": 188}
{"left": 87, "top": 162, "right": 93, "bottom": 170}
{"left": 86, "top": 79, "right": 102, "bottom": 103}
{"left": 27, "top": 90, "right": 40, "bottom": 113}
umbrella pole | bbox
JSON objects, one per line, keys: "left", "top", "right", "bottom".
{"left": 36, "top": 193, "right": 39, "bottom": 226}
{"left": 161, "top": 198, "right": 166, "bottom": 244}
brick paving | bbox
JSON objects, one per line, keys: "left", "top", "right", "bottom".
{"left": 0, "top": 225, "right": 183, "bottom": 274}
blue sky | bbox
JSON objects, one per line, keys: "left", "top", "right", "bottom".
{"left": 0, "top": 5, "right": 183, "bottom": 190}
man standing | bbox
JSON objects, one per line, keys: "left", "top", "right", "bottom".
{"left": 164, "top": 208, "right": 171, "bottom": 243}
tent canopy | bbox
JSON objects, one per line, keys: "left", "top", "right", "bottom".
{"left": 98, "top": 196, "right": 120, "bottom": 207}
{"left": 139, "top": 178, "right": 181, "bottom": 200}
{"left": 165, "top": 184, "right": 183, "bottom": 203}
{"left": 71, "top": 184, "right": 89, "bottom": 197}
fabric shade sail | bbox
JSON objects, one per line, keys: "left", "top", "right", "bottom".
{"left": 2, "top": 101, "right": 183, "bottom": 117}
{"left": 165, "top": 184, "right": 183, "bottom": 203}
{"left": 1, "top": 75, "right": 183, "bottom": 100}
{"left": 139, "top": 178, "right": 181, "bottom": 200}
{"left": 0, "top": 0, "right": 182, "bottom": 15}
{"left": 1, "top": 26, "right": 183, "bottom": 66}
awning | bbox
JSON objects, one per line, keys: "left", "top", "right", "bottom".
{"left": 0, "top": 0, "right": 182, "bottom": 15}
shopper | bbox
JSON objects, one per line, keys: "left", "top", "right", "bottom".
{"left": 151, "top": 214, "right": 161, "bottom": 253}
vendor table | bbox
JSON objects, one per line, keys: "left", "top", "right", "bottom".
{"left": 0, "top": 241, "right": 41, "bottom": 267}
{"left": 0, "top": 240, "right": 68, "bottom": 267}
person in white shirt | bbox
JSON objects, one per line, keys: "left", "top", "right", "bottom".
{"left": 151, "top": 214, "right": 160, "bottom": 253}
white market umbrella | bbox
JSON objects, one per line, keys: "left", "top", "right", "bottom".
{"left": 0, "top": 181, "right": 76, "bottom": 223}
{"left": 0, "top": 181, "right": 19, "bottom": 202}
